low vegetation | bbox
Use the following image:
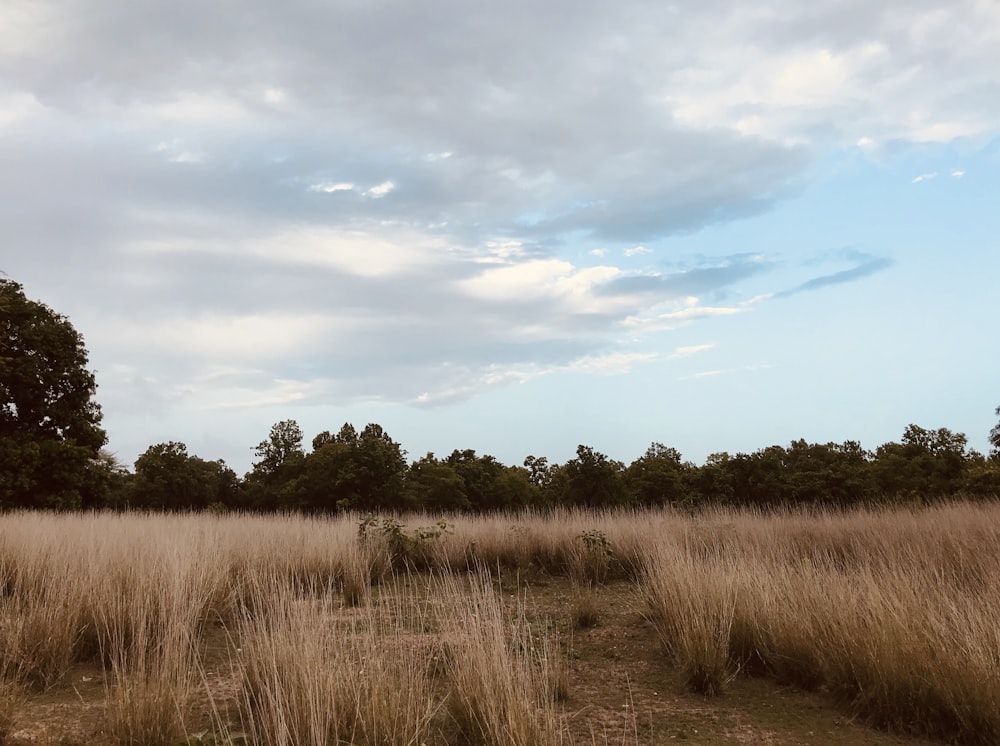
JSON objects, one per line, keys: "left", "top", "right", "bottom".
{"left": 0, "top": 502, "right": 998, "bottom": 744}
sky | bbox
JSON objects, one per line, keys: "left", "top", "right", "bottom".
{"left": 2, "top": 0, "right": 998, "bottom": 474}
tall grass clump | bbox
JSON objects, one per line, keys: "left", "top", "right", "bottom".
{"left": 233, "top": 572, "right": 440, "bottom": 746}
{"left": 641, "top": 542, "right": 736, "bottom": 695}
{"left": 0, "top": 522, "right": 90, "bottom": 689}
{"left": 96, "top": 552, "right": 208, "bottom": 746}
{"left": 435, "top": 569, "right": 565, "bottom": 745}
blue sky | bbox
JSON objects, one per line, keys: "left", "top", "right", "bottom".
{"left": 2, "top": 0, "right": 998, "bottom": 472}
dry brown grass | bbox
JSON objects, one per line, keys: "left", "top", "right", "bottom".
{"left": 0, "top": 680, "right": 18, "bottom": 746}
{"left": 435, "top": 570, "right": 565, "bottom": 745}
{"left": 639, "top": 501, "right": 1000, "bottom": 743}
{"left": 642, "top": 544, "right": 737, "bottom": 695}
{"left": 1, "top": 501, "right": 999, "bottom": 744}
{"left": 232, "top": 573, "right": 440, "bottom": 746}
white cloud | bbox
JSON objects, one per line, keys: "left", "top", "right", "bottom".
{"left": 169, "top": 151, "right": 203, "bottom": 164}
{"left": 458, "top": 259, "right": 625, "bottom": 313}
{"left": 0, "top": 3, "right": 57, "bottom": 56}
{"left": 622, "top": 297, "right": 749, "bottom": 332}
{"left": 153, "top": 139, "right": 204, "bottom": 164}
{"left": 130, "top": 92, "right": 252, "bottom": 127}
{"left": 107, "top": 312, "right": 341, "bottom": 361}
{"left": 478, "top": 239, "right": 527, "bottom": 263}
{"left": 309, "top": 182, "right": 356, "bottom": 193}
{"left": 127, "top": 219, "right": 446, "bottom": 278}
{"left": 567, "top": 351, "right": 658, "bottom": 375}
{"left": 660, "top": 6, "right": 999, "bottom": 146}
{"left": 205, "top": 379, "right": 324, "bottom": 410}
{"left": 590, "top": 248, "right": 609, "bottom": 257}
{"left": 624, "top": 246, "right": 652, "bottom": 257}
{"left": 413, "top": 349, "right": 660, "bottom": 406}
{"left": 0, "top": 92, "right": 47, "bottom": 130}
{"left": 262, "top": 88, "right": 288, "bottom": 105}
{"left": 951, "top": 169, "right": 966, "bottom": 178}
{"left": 678, "top": 364, "right": 773, "bottom": 381}
{"left": 247, "top": 226, "right": 443, "bottom": 277}
{"left": 666, "top": 343, "right": 714, "bottom": 359}
{"left": 414, "top": 366, "right": 536, "bottom": 406}
{"left": 365, "top": 181, "right": 395, "bottom": 198}
{"left": 911, "top": 172, "right": 937, "bottom": 183}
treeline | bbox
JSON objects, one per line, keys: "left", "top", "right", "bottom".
{"left": 81, "top": 419, "right": 1000, "bottom": 513}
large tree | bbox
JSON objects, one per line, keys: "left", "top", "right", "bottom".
{"left": 0, "top": 279, "right": 107, "bottom": 508}
{"left": 625, "top": 442, "right": 690, "bottom": 507}
{"left": 563, "top": 445, "right": 629, "bottom": 508}
{"left": 128, "top": 442, "right": 239, "bottom": 511}
{"left": 291, "top": 423, "right": 408, "bottom": 512}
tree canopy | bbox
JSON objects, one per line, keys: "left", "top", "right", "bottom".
{"left": 0, "top": 279, "right": 106, "bottom": 508}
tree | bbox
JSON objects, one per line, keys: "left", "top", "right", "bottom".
{"left": 404, "top": 453, "right": 470, "bottom": 511}
{"left": 0, "top": 279, "right": 107, "bottom": 508}
{"left": 291, "top": 422, "right": 407, "bottom": 512}
{"left": 625, "top": 442, "right": 690, "bottom": 506}
{"left": 91, "top": 448, "right": 133, "bottom": 509}
{"left": 522, "top": 455, "right": 559, "bottom": 507}
{"left": 563, "top": 445, "right": 628, "bottom": 508}
{"left": 353, "top": 423, "right": 408, "bottom": 510}
{"left": 130, "top": 442, "right": 238, "bottom": 510}
{"left": 685, "top": 452, "right": 734, "bottom": 506}
{"left": 990, "top": 406, "right": 1000, "bottom": 460}
{"left": 445, "top": 449, "right": 527, "bottom": 511}
{"left": 251, "top": 419, "right": 305, "bottom": 479}
{"left": 243, "top": 420, "right": 305, "bottom": 509}
{"left": 873, "top": 425, "right": 971, "bottom": 498}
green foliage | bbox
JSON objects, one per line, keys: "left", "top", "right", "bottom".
{"left": 0, "top": 279, "right": 107, "bottom": 508}
{"left": 403, "top": 453, "right": 470, "bottom": 511}
{"left": 130, "top": 442, "right": 239, "bottom": 511}
{"left": 626, "top": 442, "right": 690, "bottom": 506}
{"left": 250, "top": 420, "right": 304, "bottom": 482}
{"left": 358, "top": 514, "right": 453, "bottom": 571}
{"left": 563, "top": 445, "right": 629, "bottom": 508}
{"left": 574, "top": 529, "right": 614, "bottom": 584}
{"left": 990, "top": 405, "right": 1000, "bottom": 460}
{"left": 283, "top": 422, "right": 407, "bottom": 513}
{"left": 578, "top": 528, "right": 612, "bottom": 556}
{"left": 873, "top": 425, "right": 971, "bottom": 498}
{"left": 522, "top": 455, "right": 566, "bottom": 507}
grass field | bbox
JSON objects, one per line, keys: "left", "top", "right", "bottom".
{"left": 0, "top": 501, "right": 997, "bottom": 745}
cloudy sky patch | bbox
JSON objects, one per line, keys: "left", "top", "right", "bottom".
{"left": 3, "top": 0, "right": 999, "bottom": 469}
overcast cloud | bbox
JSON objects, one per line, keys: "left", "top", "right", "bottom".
{"left": 3, "top": 0, "right": 998, "bottom": 468}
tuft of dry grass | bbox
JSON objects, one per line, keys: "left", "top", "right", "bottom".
{"left": 642, "top": 543, "right": 736, "bottom": 696}
{"left": 435, "top": 570, "right": 566, "bottom": 746}
{"left": 571, "top": 585, "right": 601, "bottom": 630}
{"left": 0, "top": 679, "right": 19, "bottom": 746}
{"left": 233, "top": 571, "right": 440, "bottom": 746}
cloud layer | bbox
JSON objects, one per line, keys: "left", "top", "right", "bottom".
{"left": 2, "top": 0, "right": 996, "bottom": 461}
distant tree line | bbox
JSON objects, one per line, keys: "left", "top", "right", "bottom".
{"left": 86, "top": 418, "right": 1000, "bottom": 514}
{"left": 3, "top": 276, "right": 1000, "bottom": 512}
